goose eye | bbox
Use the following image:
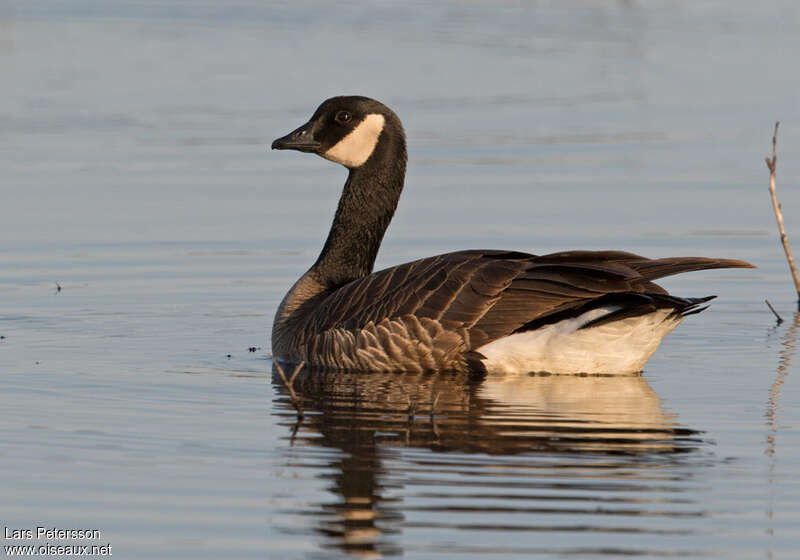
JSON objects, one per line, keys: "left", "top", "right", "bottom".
{"left": 334, "top": 111, "right": 352, "bottom": 124}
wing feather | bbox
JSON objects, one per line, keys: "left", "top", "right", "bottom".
{"left": 301, "top": 249, "right": 753, "bottom": 353}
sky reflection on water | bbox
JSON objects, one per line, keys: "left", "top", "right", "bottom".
{"left": 2, "top": 1, "right": 799, "bottom": 558}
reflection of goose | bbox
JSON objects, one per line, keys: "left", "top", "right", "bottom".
{"left": 480, "top": 372, "right": 678, "bottom": 450}
{"left": 273, "top": 366, "right": 703, "bottom": 557}
{"left": 279, "top": 369, "right": 688, "bottom": 454}
{"left": 270, "top": 96, "right": 753, "bottom": 374}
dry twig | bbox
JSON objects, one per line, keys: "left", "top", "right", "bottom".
{"left": 431, "top": 391, "right": 441, "bottom": 417}
{"left": 765, "top": 122, "right": 800, "bottom": 307}
{"left": 765, "top": 299, "right": 784, "bottom": 324}
{"left": 429, "top": 391, "right": 442, "bottom": 440}
{"left": 272, "top": 356, "right": 306, "bottom": 419}
{"left": 396, "top": 382, "right": 418, "bottom": 422}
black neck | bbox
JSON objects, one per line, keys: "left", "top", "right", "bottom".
{"left": 310, "top": 131, "right": 407, "bottom": 288}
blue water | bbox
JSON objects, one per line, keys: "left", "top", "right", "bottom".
{"left": 2, "top": 1, "right": 799, "bottom": 558}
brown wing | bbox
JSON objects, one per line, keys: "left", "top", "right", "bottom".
{"left": 305, "top": 249, "right": 754, "bottom": 350}
{"left": 305, "top": 250, "right": 519, "bottom": 333}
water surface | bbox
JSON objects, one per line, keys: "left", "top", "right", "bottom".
{"left": 2, "top": 1, "right": 799, "bottom": 558}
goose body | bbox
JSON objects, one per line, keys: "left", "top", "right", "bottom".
{"left": 270, "top": 96, "right": 753, "bottom": 374}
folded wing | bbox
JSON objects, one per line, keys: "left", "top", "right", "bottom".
{"left": 304, "top": 250, "right": 753, "bottom": 352}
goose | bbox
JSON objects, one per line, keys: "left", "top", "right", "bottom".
{"left": 269, "top": 96, "right": 753, "bottom": 374}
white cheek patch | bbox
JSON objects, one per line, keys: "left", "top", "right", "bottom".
{"left": 322, "top": 114, "right": 385, "bottom": 168}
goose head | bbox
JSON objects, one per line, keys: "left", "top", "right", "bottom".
{"left": 271, "top": 96, "right": 404, "bottom": 169}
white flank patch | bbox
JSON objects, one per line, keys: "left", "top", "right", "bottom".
{"left": 323, "top": 113, "right": 385, "bottom": 168}
{"left": 476, "top": 306, "right": 683, "bottom": 374}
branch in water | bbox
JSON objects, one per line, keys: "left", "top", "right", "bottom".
{"left": 765, "top": 122, "right": 800, "bottom": 308}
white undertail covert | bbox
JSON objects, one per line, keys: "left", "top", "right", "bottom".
{"left": 476, "top": 307, "right": 683, "bottom": 374}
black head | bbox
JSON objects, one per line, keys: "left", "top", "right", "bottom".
{"left": 271, "top": 96, "right": 403, "bottom": 169}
